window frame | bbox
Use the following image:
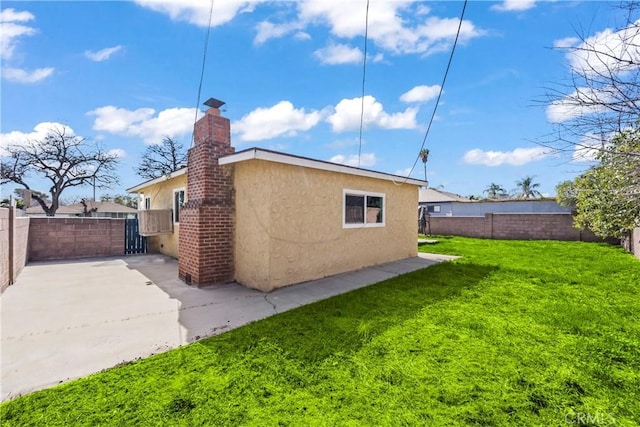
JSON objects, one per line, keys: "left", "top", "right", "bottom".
{"left": 173, "top": 188, "right": 186, "bottom": 224}
{"left": 342, "top": 189, "right": 385, "bottom": 228}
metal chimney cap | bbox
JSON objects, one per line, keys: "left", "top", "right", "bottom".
{"left": 204, "top": 97, "right": 225, "bottom": 109}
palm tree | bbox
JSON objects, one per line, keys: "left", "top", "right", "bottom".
{"left": 484, "top": 182, "right": 507, "bottom": 199}
{"left": 419, "top": 148, "right": 430, "bottom": 183}
{"left": 515, "top": 176, "right": 542, "bottom": 199}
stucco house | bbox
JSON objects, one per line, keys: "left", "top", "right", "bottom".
{"left": 127, "top": 98, "right": 425, "bottom": 291}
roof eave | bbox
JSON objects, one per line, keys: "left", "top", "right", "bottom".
{"left": 126, "top": 168, "right": 188, "bottom": 193}
{"left": 219, "top": 148, "right": 426, "bottom": 187}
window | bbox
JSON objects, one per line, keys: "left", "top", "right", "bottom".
{"left": 343, "top": 189, "right": 385, "bottom": 228}
{"left": 427, "top": 205, "right": 441, "bottom": 213}
{"left": 144, "top": 196, "right": 151, "bottom": 210}
{"left": 173, "top": 189, "right": 186, "bottom": 223}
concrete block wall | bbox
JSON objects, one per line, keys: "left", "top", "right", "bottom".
{"left": 430, "top": 213, "right": 603, "bottom": 242}
{"left": 13, "top": 217, "right": 29, "bottom": 281}
{"left": 28, "top": 217, "right": 124, "bottom": 261}
{"left": 1, "top": 208, "right": 9, "bottom": 291}
{"left": 1, "top": 208, "right": 30, "bottom": 292}
{"left": 622, "top": 227, "right": 640, "bottom": 259}
{"left": 428, "top": 216, "right": 486, "bottom": 238}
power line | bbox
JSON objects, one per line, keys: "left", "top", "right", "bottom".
{"left": 191, "top": 0, "right": 215, "bottom": 148}
{"left": 357, "top": 0, "right": 370, "bottom": 168}
{"left": 403, "top": 0, "right": 469, "bottom": 184}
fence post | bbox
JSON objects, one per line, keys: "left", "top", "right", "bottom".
{"left": 484, "top": 213, "right": 494, "bottom": 239}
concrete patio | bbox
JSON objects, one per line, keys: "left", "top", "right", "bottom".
{"left": 0, "top": 252, "right": 457, "bottom": 402}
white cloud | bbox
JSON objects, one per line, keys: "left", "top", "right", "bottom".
{"left": 2, "top": 67, "right": 54, "bottom": 84}
{"left": 85, "top": 45, "right": 123, "bottom": 62}
{"left": 107, "top": 148, "right": 127, "bottom": 158}
{"left": 327, "top": 95, "right": 418, "bottom": 133}
{"left": 546, "top": 86, "right": 611, "bottom": 123}
{"left": 314, "top": 43, "right": 363, "bottom": 65}
{"left": 0, "top": 8, "right": 35, "bottom": 60}
{"left": 255, "top": 20, "right": 304, "bottom": 45}
{"left": 491, "top": 0, "right": 537, "bottom": 12}
{"left": 553, "top": 37, "right": 579, "bottom": 49}
{"left": 0, "top": 122, "right": 74, "bottom": 156}
{"left": 88, "top": 105, "right": 201, "bottom": 144}
{"left": 255, "top": 1, "right": 484, "bottom": 56}
{"left": 232, "top": 101, "right": 322, "bottom": 141}
{"left": 371, "top": 53, "right": 384, "bottom": 63}
{"left": 565, "top": 21, "right": 640, "bottom": 77}
{"left": 1, "top": 8, "right": 54, "bottom": 84}
{"left": 462, "top": 147, "right": 549, "bottom": 166}
{"left": 134, "top": 0, "right": 264, "bottom": 27}
{"left": 572, "top": 135, "right": 604, "bottom": 163}
{"left": 330, "top": 152, "right": 377, "bottom": 167}
{"left": 400, "top": 85, "right": 441, "bottom": 103}
{"left": 294, "top": 31, "right": 311, "bottom": 41}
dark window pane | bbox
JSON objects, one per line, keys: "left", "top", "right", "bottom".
{"left": 366, "top": 196, "right": 383, "bottom": 223}
{"left": 345, "top": 194, "right": 364, "bottom": 223}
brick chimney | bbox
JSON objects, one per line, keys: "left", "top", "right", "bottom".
{"left": 178, "top": 98, "right": 235, "bottom": 286}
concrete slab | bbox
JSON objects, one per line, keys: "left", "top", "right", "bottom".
{"left": 1, "top": 252, "right": 457, "bottom": 401}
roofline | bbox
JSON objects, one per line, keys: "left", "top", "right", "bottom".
{"left": 126, "top": 167, "right": 188, "bottom": 193}
{"left": 219, "top": 148, "right": 427, "bottom": 186}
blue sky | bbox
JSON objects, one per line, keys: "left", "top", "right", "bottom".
{"left": 0, "top": 1, "right": 630, "bottom": 201}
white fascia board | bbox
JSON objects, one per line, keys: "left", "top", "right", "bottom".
{"left": 126, "top": 168, "right": 188, "bottom": 193}
{"left": 219, "top": 148, "right": 426, "bottom": 187}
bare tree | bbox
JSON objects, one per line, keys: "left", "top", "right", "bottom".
{"left": 0, "top": 126, "right": 120, "bottom": 216}
{"left": 542, "top": 2, "right": 640, "bottom": 160}
{"left": 136, "top": 137, "right": 187, "bottom": 180}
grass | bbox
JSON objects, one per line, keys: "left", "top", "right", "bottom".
{"left": 2, "top": 237, "right": 639, "bottom": 426}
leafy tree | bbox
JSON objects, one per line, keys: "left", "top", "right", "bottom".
{"left": 419, "top": 148, "right": 430, "bottom": 183}
{"left": 136, "top": 137, "right": 187, "bottom": 180}
{"left": 0, "top": 126, "right": 119, "bottom": 216}
{"left": 483, "top": 182, "right": 507, "bottom": 200}
{"left": 572, "top": 128, "right": 640, "bottom": 238}
{"left": 556, "top": 180, "right": 578, "bottom": 207}
{"left": 101, "top": 193, "right": 138, "bottom": 209}
{"left": 0, "top": 198, "right": 24, "bottom": 208}
{"left": 515, "top": 176, "right": 542, "bottom": 199}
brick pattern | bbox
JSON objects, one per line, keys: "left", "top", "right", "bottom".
{"left": 178, "top": 107, "right": 236, "bottom": 286}
{"left": 430, "top": 213, "right": 603, "bottom": 242}
{"left": 13, "top": 217, "right": 29, "bottom": 281}
{"left": 1, "top": 208, "right": 30, "bottom": 292}
{"left": 1, "top": 209, "right": 9, "bottom": 291}
{"left": 28, "top": 217, "right": 124, "bottom": 261}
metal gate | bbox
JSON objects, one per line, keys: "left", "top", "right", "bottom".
{"left": 125, "top": 218, "right": 147, "bottom": 254}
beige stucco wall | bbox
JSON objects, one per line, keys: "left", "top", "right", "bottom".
{"left": 134, "top": 174, "right": 187, "bottom": 258}
{"left": 234, "top": 160, "right": 419, "bottom": 291}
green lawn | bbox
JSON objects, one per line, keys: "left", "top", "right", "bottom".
{"left": 2, "top": 237, "right": 639, "bottom": 426}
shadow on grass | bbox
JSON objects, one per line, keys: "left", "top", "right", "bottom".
{"left": 203, "top": 262, "right": 496, "bottom": 363}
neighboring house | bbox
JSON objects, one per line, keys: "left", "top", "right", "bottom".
{"left": 25, "top": 201, "right": 138, "bottom": 218}
{"left": 127, "top": 97, "right": 426, "bottom": 292}
{"left": 419, "top": 188, "right": 470, "bottom": 215}
{"left": 423, "top": 197, "right": 571, "bottom": 217}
